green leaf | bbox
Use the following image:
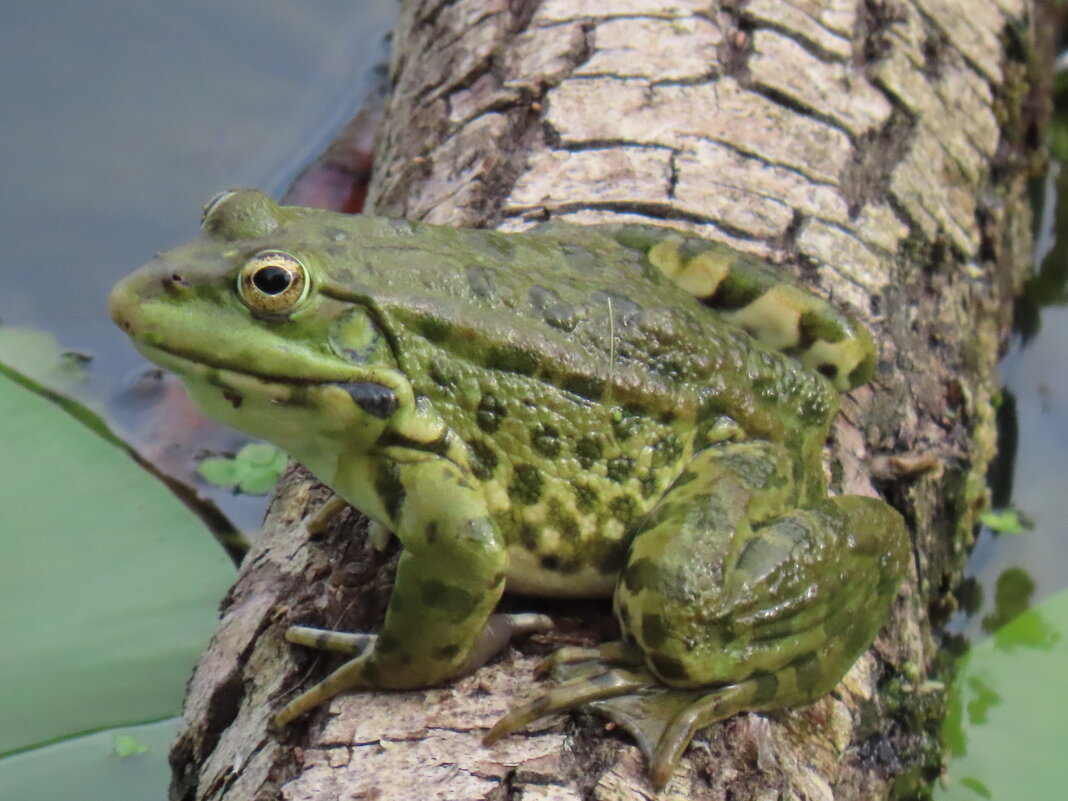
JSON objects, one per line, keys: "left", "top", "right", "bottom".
{"left": 978, "top": 508, "right": 1029, "bottom": 535}
{"left": 238, "top": 442, "right": 285, "bottom": 468}
{"left": 112, "top": 734, "right": 150, "bottom": 758}
{"left": 196, "top": 442, "right": 286, "bottom": 495}
{"left": 0, "top": 371, "right": 234, "bottom": 757}
{"left": 197, "top": 456, "right": 241, "bottom": 486}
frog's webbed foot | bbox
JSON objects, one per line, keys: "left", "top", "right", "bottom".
{"left": 485, "top": 644, "right": 762, "bottom": 790}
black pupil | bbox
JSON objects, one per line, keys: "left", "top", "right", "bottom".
{"left": 253, "top": 265, "right": 293, "bottom": 295}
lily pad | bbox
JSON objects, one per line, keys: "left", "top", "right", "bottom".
{"left": 0, "top": 369, "right": 233, "bottom": 757}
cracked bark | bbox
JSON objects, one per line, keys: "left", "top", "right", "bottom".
{"left": 169, "top": 1, "right": 1046, "bottom": 799}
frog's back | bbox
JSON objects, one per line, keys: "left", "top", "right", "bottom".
{"left": 313, "top": 216, "right": 838, "bottom": 444}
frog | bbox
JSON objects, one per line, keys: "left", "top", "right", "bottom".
{"left": 109, "top": 189, "right": 908, "bottom": 789}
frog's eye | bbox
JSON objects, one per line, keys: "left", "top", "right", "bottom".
{"left": 238, "top": 250, "right": 309, "bottom": 315}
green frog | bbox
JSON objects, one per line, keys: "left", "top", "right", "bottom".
{"left": 110, "top": 189, "right": 907, "bottom": 789}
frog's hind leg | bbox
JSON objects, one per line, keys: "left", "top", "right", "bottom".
{"left": 486, "top": 441, "right": 907, "bottom": 788}
{"left": 613, "top": 225, "right": 876, "bottom": 390}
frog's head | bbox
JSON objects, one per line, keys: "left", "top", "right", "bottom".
{"left": 109, "top": 190, "right": 412, "bottom": 462}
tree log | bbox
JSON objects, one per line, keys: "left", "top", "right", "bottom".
{"left": 169, "top": 1, "right": 1043, "bottom": 798}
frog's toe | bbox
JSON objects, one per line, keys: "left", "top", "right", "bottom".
{"left": 534, "top": 639, "right": 640, "bottom": 677}
{"left": 483, "top": 667, "right": 648, "bottom": 745}
{"left": 285, "top": 625, "right": 375, "bottom": 656}
{"left": 643, "top": 683, "right": 753, "bottom": 789}
{"left": 271, "top": 651, "right": 380, "bottom": 730}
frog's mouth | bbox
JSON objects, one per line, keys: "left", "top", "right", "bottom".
{"left": 133, "top": 341, "right": 399, "bottom": 421}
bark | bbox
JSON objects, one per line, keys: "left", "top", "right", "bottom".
{"left": 169, "top": 1, "right": 1044, "bottom": 799}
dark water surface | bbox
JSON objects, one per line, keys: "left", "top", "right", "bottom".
{"left": 1, "top": 0, "right": 396, "bottom": 382}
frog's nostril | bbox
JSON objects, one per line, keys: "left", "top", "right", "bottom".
{"left": 164, "top": 272, "right": 190, "bottom": 292}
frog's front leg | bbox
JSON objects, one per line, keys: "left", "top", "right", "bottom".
{"left": 488, "top": 441, "right": 907, "bottom": 789}
{"left": 272, "top": 455, "right": 509, "bottom": 729}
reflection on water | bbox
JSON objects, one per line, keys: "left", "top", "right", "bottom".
{"left": 938, "top": 116, "right": 1068, "bottom": 800}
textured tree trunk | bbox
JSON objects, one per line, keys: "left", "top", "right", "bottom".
{"left": 169, "top": 1, "right": 1043, "bottom": 799}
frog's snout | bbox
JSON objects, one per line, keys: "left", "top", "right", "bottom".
{"left": 109, "top": 259, "right": 189, "bottom": 338}
{"left": 108, "top": 276, "right": 139, "bottom": 334}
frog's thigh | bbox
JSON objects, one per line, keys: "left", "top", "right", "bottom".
{"left": 617, "top": 443, "right": 907, "bottom": 704}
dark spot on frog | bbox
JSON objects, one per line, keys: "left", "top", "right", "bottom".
{"left": 562, "top": 373, "right": 606, "bottom": 401}
{"left": 750, "top": 671, "right": 780, "bottom": 704}
{"left": 610, "top": 495, "right": 638, "bottom": 523}
{"left": 528, "top": 285, "right": 578, "bottom": 331}
{"left": 546, "top": 498, "right": 580, "bottom": 540}
{"left": 530, "top": 423, "right": 562, "bottom": 457}
{"left": 518, "top": 523, "right": 540, "bottom": 551}
{"left": 477, "top": 394, "right": 506, "bottom": 433}
{"left": 376, "top": 631, "right": 401, "bottom": 653}
{"left": 539, "top": 554, "right": 581, "bottom": 573}
{"left": 592, "top": 290, "right": 641, "bottom": 325}
{"left": 640, "top": 475, "right": 659, "bottom": 499}
{"left": 429, "top": 359, "right": 456, "bottom": 388}
{"left": 433, "top": 643, "right": 462, "bottom": 662}
{"left": 424, "top": 521, "right": 438, "bottom": 544}
{"left": 466, "top": 265, "right": 497, "bottom": 298}
{"left": 649, "top": 653, "right": 690, "bottom": 682}
{"left": 702, "top": 279, "right": 763, "bottom": 312}
{"left": 606, "top": 456, "right": 635, "bottom": 483}
{"left": 575, "top": 435, "right": 602, "bottom": 469}
{"left": 622, "top": 557, "right": 658, "bottom": 593}
{"left": 223, "top": 390, "right": 243, "bottom": 409}
{"left": 420, "top": 579, "right": 479, "bottom": 620}
{"left": 339, "top": 381, "right": 399, "bottom": 419}
{"left": 651, "top": 435, "right": 683, "bottom": 468}
{"left": 798, "top": 309, "right": 845, "bottom": 348}
{"left": 467, "top": 438, "right": 499, "bottom": 480}
{"left": 487, "top": 344, "right": 539, "bottom": 376}
{"left": 324, "top": 226, "right": 348, "bottom": 242}
{"left": 374, "top": 463, "right": 405, "bottom": 522}
{"left": 509, "top": 464, "right": 543, "bottom": 505}
{"left": 419, "top": 316, "right": 452, "bottom": 343}
{"left": 573, "top": 483, "right": 599, "bottom": 513}
{"left": 641, "top": 613, "right": 668, "bottom": 649}
{"left": 596, "top": 541, "right": 629, "bottom": 575}
{"left": 788, "top": 651, "right": 824, "bottom": 696}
